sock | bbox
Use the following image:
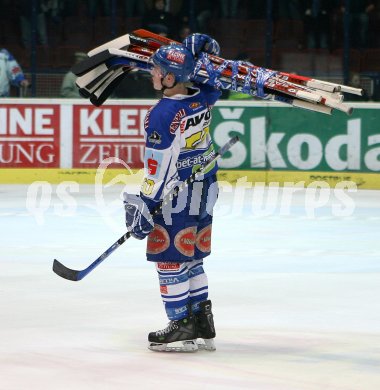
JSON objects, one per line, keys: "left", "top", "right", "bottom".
{"left": 155, "top": 262, "right": 190, "bottom": 320}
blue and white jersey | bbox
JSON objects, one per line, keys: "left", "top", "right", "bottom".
{"left": 141, "top": 83, "right": 221, "bottom": 206}
{"left": 0, "top": 49, "right": 26, "bottom": 97}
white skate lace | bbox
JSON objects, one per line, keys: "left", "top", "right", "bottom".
{"left": 156, "top": 321, "right": 178, "bottom": 336}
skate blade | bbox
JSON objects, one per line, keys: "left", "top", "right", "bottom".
{"left": 148, "top": 340, "right": 198, "bottom": 353}
{"left": 196, "top": 338, "right": 216, "bottom": 351}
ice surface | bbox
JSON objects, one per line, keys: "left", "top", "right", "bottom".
{"left": 0, "top": 183, "right": 380, "bottom": 390}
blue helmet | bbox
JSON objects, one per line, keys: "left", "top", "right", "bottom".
{"left": 151, "top": 44, "right": 195, "bottom": 83}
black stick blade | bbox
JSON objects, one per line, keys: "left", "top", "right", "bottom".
{"left": 71, "top": 51, "right": 112, "bottom": 76}
{"left": 53, "top": 259, "right": 81, "bottom": 281}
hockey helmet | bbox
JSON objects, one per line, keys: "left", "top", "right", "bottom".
{"left": 151, "top": 44, "right": 195, "bottom": 83}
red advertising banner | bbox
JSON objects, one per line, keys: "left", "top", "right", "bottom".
{"left": 72, "top": 104, "right": 149, "bottom": 168}
{"left": 0, "top": 104, "right": 60, "bottom": 167}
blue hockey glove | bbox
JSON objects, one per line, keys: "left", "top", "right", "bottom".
{"left": 123, "top": 193, "right": 154, "bottom": 240}
{"left": 182, "top": 33, "right": 220, "bottom": 56}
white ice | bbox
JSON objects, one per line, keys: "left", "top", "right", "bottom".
{"left": 1, "top": 182, "right": 380, "bottom": 390}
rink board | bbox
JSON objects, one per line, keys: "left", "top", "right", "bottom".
{"left": 1, "top": 168, "right": 379, "bottom": 189}
{"left": 0, "top": 99, "right": 379, "bottom": 188}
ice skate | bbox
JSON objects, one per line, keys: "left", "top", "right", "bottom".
{"left": 148, "top": 315, "right": 198, "bottom": 352}
{"left": 195, "top": 300, "right": 216, "bottom": 351}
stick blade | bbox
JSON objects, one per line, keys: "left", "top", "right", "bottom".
{"left": 53, "top": 259, "right": 82, "bottom": 281}
{"left": 71, "top": 50, "right": 112, "bottom": 76}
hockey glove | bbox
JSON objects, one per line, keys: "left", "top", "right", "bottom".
{"left": 182, "top": 33, "right": 220, "bottom": 57}
{"left": 123, "top": 193, "right": 154, "bottom": 240}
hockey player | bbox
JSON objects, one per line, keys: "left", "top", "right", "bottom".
{"left": 0, "top": 49, "right": 29, "bottom": 97}
{"left": 123, "top": 34, "right": 221, "bottom": 352}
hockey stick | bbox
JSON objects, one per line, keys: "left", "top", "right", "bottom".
{"left": 77, "top": 47, "right": 334, "bottom": 114}
{"left": 75, "top": 48, "right": 153, "bottom": 103}
{"left": 75, "top": 32, "right": 322, "bottom": 107}
{"left": 52, "top": 136, "right": 240, "bottom": 281}
{"left": 110, "top": 44, "right": 334, "bottom": 114}
{"left": 131, "top": 29, "right": 363, "bottom": 96}
{"left": 126, "top": 43, "right": 342, "bottom": 113}
{"left": 71, "top": 29, "right": 357, "bottom": 114}
{"left": 129, "top": 30, "right": 360, "bottom": 113}
{"left": 89, "top": 67, "right": 129, "bottom": 106}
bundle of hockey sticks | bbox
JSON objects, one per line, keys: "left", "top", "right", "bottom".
{"left": 72, "top": 29, "right": 363, "bottom": 115}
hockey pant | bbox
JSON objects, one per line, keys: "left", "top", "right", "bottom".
{"left": 146, "top": 175, "right": 218, "bottom": 262}
{"left": 155, "top": 260, "right": 208, "bottom": 321}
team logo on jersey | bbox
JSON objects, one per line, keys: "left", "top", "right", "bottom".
{"left": 185, "top": 127, "right": 209, "bottom": 149}
{"left": 177, "top": 154, "right": 204, "bottom": 169}
{"left": 167, "top": 50, "right": 185, "bottom": 64}
{"left": 174, "top": 227, "right": 197, "bottom": 257}
{"left": 144, "top": 149, "right": 164, "bottom": 178}
{"left": 144, "top": 107, "right": 153, "bottom": 130}
{"left": 160, "top": 285, "right": 168, "bottom": 294}
{"left": 183, "top": 109, "right": 211, "bottom": 131}
{"left": 12, "top": 66, "right": 21, "bottom": 74}
{"left": 196, "top": 225, "right": 212, "bottom": 253}
{"left": 141, "top": 178, "right": 155, "bottom": 195}
{"left": 189, "top": 102, "right": 201, "bottom": 110}
{"left": 170, "top": 109, "right": 186, "bottom": 134}
{"left": 147, "top": 158, "right": 158, "bottom": 175}
{"left": 147, "top": 224, "right": 170, "bottom": 254}
{"left": 148, "top": 131, "right": 162, "bottom": 145}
